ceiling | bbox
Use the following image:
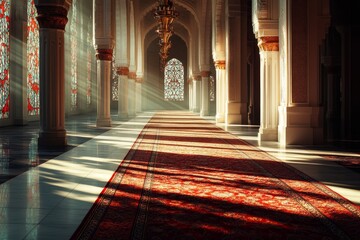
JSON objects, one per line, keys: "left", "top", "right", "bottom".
{"left": 133, "top": 0, "right": 205, "bottom": 46}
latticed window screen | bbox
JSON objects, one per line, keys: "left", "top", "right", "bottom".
{"left": 86, "top": 27, "right": 92, "bottom": 105}
{"left": 209, "top": 75, "right": 215, "bottom": 102}
{"left": 164, "top": 58, "right": 184, "bottom": 101}
{"left": 70, "top": 0, "right": 78, "bottom": 111}
{"left": 111, "top": 52, "right": 118, "bottom": 101}
{"left": 27, "top": 0, "right": 40, "bottom": 116}
{"left": 0, "top": 0, "right": 10, "bottom": 119}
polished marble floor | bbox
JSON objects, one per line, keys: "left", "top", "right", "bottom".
{"left": 0, "top": 111, "right": 360, "bottom": 239}
{"left": 0, "top": 113, "right": 113, "bottom": 184}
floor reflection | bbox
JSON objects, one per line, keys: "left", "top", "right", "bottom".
{"left": 0, "top": 112, "right": 116, "bottom": 184}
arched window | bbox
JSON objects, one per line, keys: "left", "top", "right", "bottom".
{"left": 164, "top": 58, "right": 184, "bottom": 101}
{"left": 70, "top": 0, "right": 78, "bottom": 111}
{"left": 27, "top": 0, "right": 40, "bottom": 116}
{"left": 0, "top": 0, "right": 10, "bottom": 119}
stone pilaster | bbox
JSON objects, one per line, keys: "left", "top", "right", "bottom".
{"left": 128, "top": 72, "right": 136, "bottom": 118}
{"left": 192, "top": 75, "right": 202, "bottom": 113}
{"left": 117, "top": 66, "right": 129, "bottom": 119}
{"left": 200, "top": 71, "right": 210, "bottom": 116}
{"left": 36, "top": 4, "right": 70, "bottom": 147}
{"left": 215, "top": 60, "right": 226, "bottom": 123}
{"left": 135, "top": 77, "right": 143, "bottom": 113}
{"left": 258, "top": 36, "right": 280, "bottom": 141}
{"left": 188, "top": 78, "right": 193, "bottom": 111}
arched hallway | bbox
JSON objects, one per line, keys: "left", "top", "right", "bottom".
{"left": 1, "top": 0, "right": 360, "bottom": 238}
{"left": 1, "top": 111, "right": 360, "bottom": 239}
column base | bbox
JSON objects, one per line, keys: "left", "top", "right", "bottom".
{"left": 193, "top": 108, "right": 200, "bottom": 113}
{"left": 226, "top": 114, "right": 243, "bottom": 124}
{"left": 96, "top": 118, "right": 111, "bottom": 127}
{"left": 226, "top": 102, "right": 248, "bottom": 124}
{"left": 118, "top": 112, "right": 128, "bottom": 120}
{"left": 200, "top": 110, "right": 209, "bottom": 117}
{"left": 38, "top": 130, "right": 67, "bottom": 148}
{"left": 216, "top": 114, "right": 225, "bottom": 123}
{"left": 278, "top": 106, "right": 324, "bottom": 145}
{"left": 258, "top": 128, "right": 278, "bottom": 141}
{"left": 128, "top": 113, "right": 136, "bottom": 119}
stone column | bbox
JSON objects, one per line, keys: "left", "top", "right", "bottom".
{"left": 93, "top": 0, "right": 115, "bottom": 127}
{"left": 200, "top": 71, "right": 210, "bottom": 116}
{"left": 115, "top": 0, "right": 129, "bottom": 119}
{"left": 323, "top": 57, "right": 341, "bottom": 141}
{"left": 135, "top": 77, "right": 143, "bottom": 113}
{"left": 226, "top": 11, "right": 247, "bottom": 124}
{"left": 95, "top": 49, "right": 112, "bottom": 127}
{"left": 36, "top": 2, "right": 71, "bottom": 147}
{"left": 215, "top": 60, "right": 226, "bottom": 123}
{"left": 193, "top": 75, "right": 202, "bottom": 113}
{"left": 188, "top": 78, "right": 193, "bottom": 111}
{"left": 117, "top": 67, "right": 129, "bottom": 119}
{"left": 258, "top": 36, "right": 280, "bottom": 141}
{"left": 128, "top": 72, "right": 136, "bottom": 118}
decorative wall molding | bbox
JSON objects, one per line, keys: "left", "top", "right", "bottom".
{"left": 36, "top": 6, "right": 68, "bottom": 30}
{"left": 95, "top": 49, "right": 113, "bottom": 61}
{"left": 214, "top": 60, "right": 226, "bottom": 70}
{"left": 117, "top": 66, "right": 129, "bottom": 76}
{"left": 258, "top": 36, "right": 279, "bottom": 51}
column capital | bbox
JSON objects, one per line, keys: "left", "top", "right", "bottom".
{"left": 96, "top": 49, "right": 113, "bottom": 61}
{"left": 201, "top": 71, "right": 211, "bottom": 78}
{"left": 36, "top": 5, "right": 69, "bottom": 30}
{"left": 117, "top": 66, "right": 129, "bottom": 76}
{"left": 214, "top": 60, "right": 226, "bottom": 70}
{"left": 128, "top": 72, "right": 136, "bottom": 80}
{"left": 258, "top": 36, "right": 279, "bottom": 51}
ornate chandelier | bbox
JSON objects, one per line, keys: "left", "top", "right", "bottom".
{"left": 154, "top": 0, "right": 179, "bottom": 71}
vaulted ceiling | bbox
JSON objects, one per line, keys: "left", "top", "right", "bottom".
{"left": 133, "top": 0, "right": 208, "bottom": 47}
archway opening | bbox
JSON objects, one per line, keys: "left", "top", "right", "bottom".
{"left": 144, "top": 34, "right": 188, "bottom": 110}
{"left": 164, "top": 58, "right": 184, "bottom": 101}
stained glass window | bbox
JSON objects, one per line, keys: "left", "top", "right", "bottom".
{"left": 111, "top": 52, "right": 118, "bottom": 101}
{"left": 209, "top": 75, "right": 215, "bottom": 101}
{"left": 27, "top": 0, "right": 40, "bottom": 116}
{"left": 70, "top": 0, "right": 78, "bottom": 111}
{"left": 164, "top": 58, "right": 184, "bottom": 101}
{"left": 0, "top": 0, "right": 10, "bottom": 119}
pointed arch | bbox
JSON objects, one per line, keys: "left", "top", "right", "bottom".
{"left": 164, "top": 58, "right": 184, "bottom": 101}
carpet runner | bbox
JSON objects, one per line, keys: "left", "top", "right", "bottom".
{"left": 72, "top": 111, "right": 360, "bottom": 240}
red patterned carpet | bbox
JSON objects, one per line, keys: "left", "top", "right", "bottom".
{"left": 323, "top": 155, "right": 360, "bottom": 170}
{"left": 72, "top": 111, "right": 360, "bottom": 240}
